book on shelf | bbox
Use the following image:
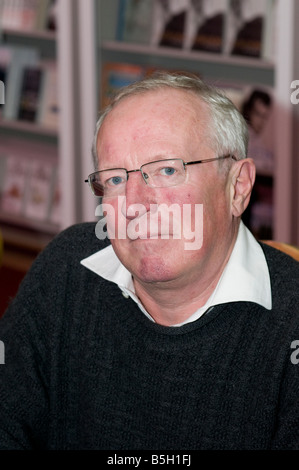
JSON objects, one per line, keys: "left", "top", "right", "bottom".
{"left": 0, "top": 138, "right": 59, "bottom": 226}
{"left": 224, "top": 0, "right": 276, "bottom": 59}
{"left": 0, "top": 0, "right": 38, "bottom": 30}
{"left": 48, "top": 168, "right": 61, "bottom": 225}
{"left": 2, "top": 45, "right": 39, "bottom": 121}
{"left": 46, "top": 0, "right": 58, "bottom": 31}
{"left": 116, "top": 0, "right": 153, "bottom": 44}
{"left": 17, "top": 66, "right": 44, "bottom": 122}
{"left": 23, "top": 158, "right": 55, "bottom": 221}
{"left": 184, "top": 0, "right": 227, "bottom": 53}
{"left": 114, "top": 0, "right": 276, "bottom": 60}
{"left": 101, "top": 62, "right": 150, "bottom": 108}
{"left": 36, "top": 0, "right": 53, "bottom": 31}
{"left": 37, "top": 61, "right": 59, "bottom": 130}
{"left": 0, "top": 154, "right": 28, "bottom": 215}
{"left": 0, "top": 0, "right": 54, "bottom": 33}
{"left": 0, "top": 50, "right": 60, "bottom": 129}
{"left": 261, "top": 0, "right": 276, "bottom": 61}
{"left": 0, "top": 46, "right": 13, "bottom": 112}
{"left": 151, "top": 0, "right": 189, "bottom": 48}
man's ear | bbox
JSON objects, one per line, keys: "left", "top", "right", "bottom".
{"left": 230, "top": 158, "right": 256, "bottom": 217}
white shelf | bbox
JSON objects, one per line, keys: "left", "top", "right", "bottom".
{"left": 2, "top": 27, "right": 56, "bottom": 41}
{"left": 0, "top": 119, "right": 58, "bottom": 138}
{"left": 102, "top": 40, "right": 275, "bottom": 70}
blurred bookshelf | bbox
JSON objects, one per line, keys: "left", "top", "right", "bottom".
{"left": 0, "top": 0, "right": 88, "bottom": 303}
{"left": 0, "top": 0, "right": 59, "bottom": 257}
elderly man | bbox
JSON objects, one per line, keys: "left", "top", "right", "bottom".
{"left": 0, "top": 72, "right": 298, "bottom": 450}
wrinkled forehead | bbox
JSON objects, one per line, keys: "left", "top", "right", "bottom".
{"left": 96, "top": 88, "right": 212, "bottom": 166}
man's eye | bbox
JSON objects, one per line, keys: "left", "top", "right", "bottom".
{"left": 107, "top": 176, "right": 124, "bottom": 186}
{"left": 160, "top": 167, "right": 176, "bottom": 176}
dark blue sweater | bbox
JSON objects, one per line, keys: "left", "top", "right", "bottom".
{"left": 0, "top": 223, "right": 299, "bottom": 450}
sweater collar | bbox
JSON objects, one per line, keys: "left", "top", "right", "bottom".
{"left": 81, "top": 221, "right": 272, "bottom": 325}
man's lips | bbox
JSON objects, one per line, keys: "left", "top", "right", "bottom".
{"left": 131, "top": 233, "right": 176, "bottom": 240}
{"left": 125, "top": 211, "right": 182, "bottom": 240}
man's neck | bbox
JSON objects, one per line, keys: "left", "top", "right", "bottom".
{"left": 133, "top": 277, "right": 218, "bottom": 326}
{"left": 133, "top": 240, "right": 236, "bottom": 326}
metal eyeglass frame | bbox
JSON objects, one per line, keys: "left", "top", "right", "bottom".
{"left": 85, "top": 154, "right": 237, "bottom": 195}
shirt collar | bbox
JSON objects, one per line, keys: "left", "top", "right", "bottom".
{"left": 80, "top": 221, "right": 272, "bottom": 324}
{"left": 211, "top": 220, "right": 272, "bottom": 310}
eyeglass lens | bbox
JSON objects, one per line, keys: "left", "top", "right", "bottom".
{"left": 89, "top": 159, "right": 186, "bottom": 197}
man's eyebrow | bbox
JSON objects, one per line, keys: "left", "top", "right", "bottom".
{"left": 141, "top": 152, "right": 185, "bottom": 163}
{"left": 97, "top": 166, "right": 126, "bottom": 171}
{"left": 97, "top": 153, "right": 185, "bottom": 171}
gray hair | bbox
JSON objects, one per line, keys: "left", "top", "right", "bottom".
{"left": 91, "top": 71, "right": 248, "bottom": 169}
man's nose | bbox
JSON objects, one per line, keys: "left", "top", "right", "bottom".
{"left": 121, "top": 171, "right": 155, "bottom": 219}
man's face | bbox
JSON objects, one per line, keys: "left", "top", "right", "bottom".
{"left": 96, "top": 89, "right": 235, "bottom": 288}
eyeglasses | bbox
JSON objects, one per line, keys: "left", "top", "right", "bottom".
{"left": 85, "top": 154, "right": 237, "bottom": 198}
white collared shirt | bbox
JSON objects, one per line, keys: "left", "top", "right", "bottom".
{"left": 81, "top": 221, "right": 272, "bottom": 326}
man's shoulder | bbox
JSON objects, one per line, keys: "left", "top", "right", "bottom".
{"left": 260, "top": 241, "right": 299, "bottom": 302}
{"left": 260, "top": 241, "right": 299, "bottom": 273}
